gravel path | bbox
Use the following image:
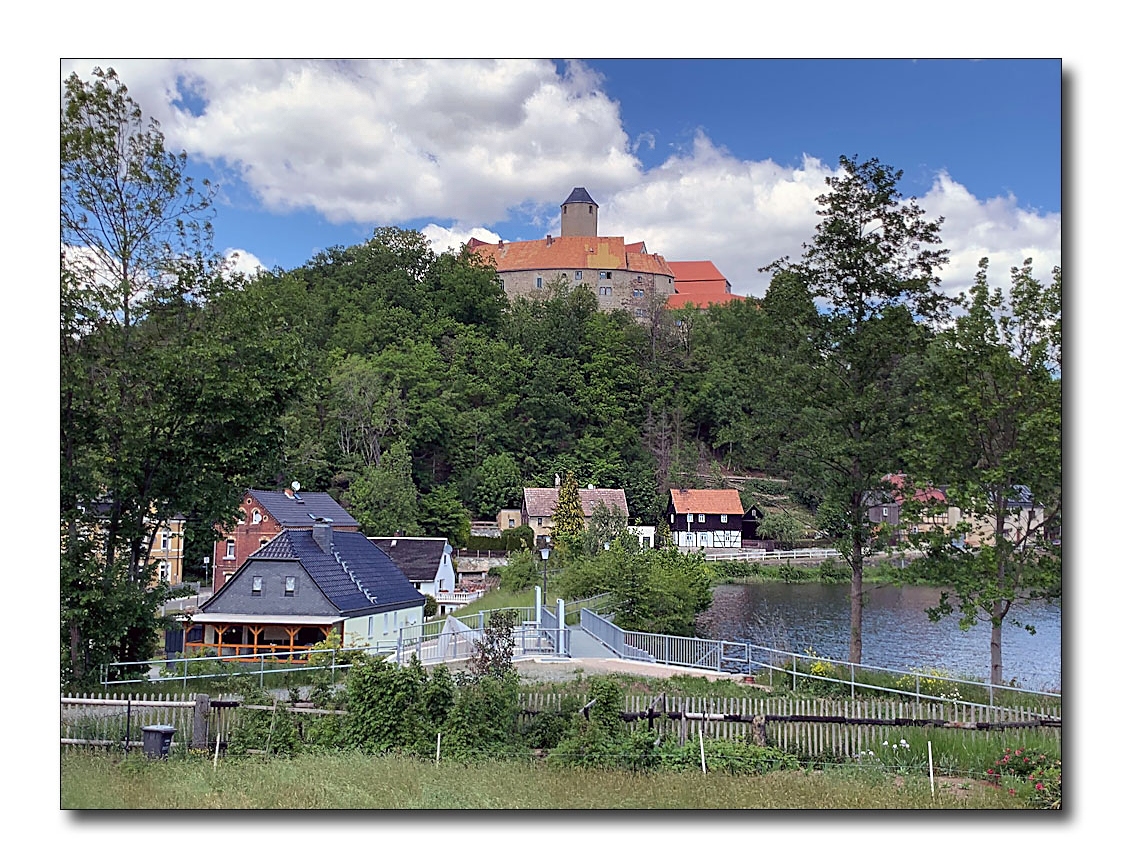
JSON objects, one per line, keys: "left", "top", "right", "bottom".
{"left": 513, "top": 656, "right": 748, "bottom": 684}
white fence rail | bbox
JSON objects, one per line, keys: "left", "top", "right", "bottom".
{"left": 702, "top": 547, "right": 842, "bottom": 562}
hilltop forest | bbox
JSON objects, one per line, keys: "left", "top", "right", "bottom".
{"left": 61, "top": 68, "right": 1061, "bottom": 685}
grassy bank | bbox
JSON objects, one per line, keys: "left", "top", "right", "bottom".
{"left": 61, "top": 750, "right": 1021, "bottom": 809}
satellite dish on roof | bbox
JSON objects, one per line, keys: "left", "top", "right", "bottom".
{"left": 291, "top": 481, "right": 301, "bottom": 492}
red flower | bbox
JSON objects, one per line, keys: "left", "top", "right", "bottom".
{"left": 1008, "top": 789, "right": 1016, "bottom": 796}
{"left": 1036, "top": 784, "right": 1045, "bottom": 791}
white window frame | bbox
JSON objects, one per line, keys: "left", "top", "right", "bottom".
{"left": 252, "top": 510, "right": 262, "bottom": 524}
{"left": 698, "top": 514, "right": 706, "bottom": 524}
{"left": 225, "top": 539, "right": 235, "bottom": 559}
{"left": 161, "top": 530, "right": 171, "bottom": 550}
{"left": 720, "top": 514, "right": 728, "bottom": 523}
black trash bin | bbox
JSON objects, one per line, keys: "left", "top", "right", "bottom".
{"left": 141, "top": 724, "right": 176, "bottom": 759}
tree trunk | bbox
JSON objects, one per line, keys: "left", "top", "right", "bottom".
{"left": 990, "top": 499, "right": 1007, "bottom": 685}
{"left": 850, "top": 538, "right": 864, "bottom": 664}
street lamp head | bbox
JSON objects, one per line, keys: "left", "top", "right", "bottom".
{"left": 540, "top": 547, "right": 550, "bottom": 561}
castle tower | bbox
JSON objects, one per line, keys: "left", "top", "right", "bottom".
{"left": 560, "top": 187, "right": 598, "bottom": 237}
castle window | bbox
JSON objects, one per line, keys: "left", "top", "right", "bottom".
{"left": 536, "top": 277, "right": 543, "bottom": 288}
{"left": 633, "top": 288, "right": 645, "bottom": 298}
{"left": 599, "top": 286, "right": 612, "bottom": 296}
{"left": 588, "top": 205, "right": 593, "bottom": 213}
{"left": 574, "top": 271, "right": 582, "bottom": 281}
{"left": 599, "top": 270, "right": 612, "bottom": 280}
{"left": 499, "top": 279, "right": 505, "bottom": 290}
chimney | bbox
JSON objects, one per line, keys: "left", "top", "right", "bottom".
{"left": 312, "top": 515, "right": 333, "bottom": 553}
{"left": 546, "top": 234, "right": 553, "bottom": 246}
{"left": 284, "top": 488, "right": 294, "bottom": 498}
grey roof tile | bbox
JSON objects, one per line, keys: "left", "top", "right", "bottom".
{"left": 249, "top": 489, "right": 359, "bottom": 528}
{"left": 250, "top": 528, "right": 424, "bottom": 615}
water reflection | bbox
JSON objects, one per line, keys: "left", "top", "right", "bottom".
{"left": 696, "top": 582, "right": 1062, "bottom": 691}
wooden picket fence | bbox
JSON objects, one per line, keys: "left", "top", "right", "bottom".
{"left": 517, "top": 693, "right": 1061, "bottom": 757}
{"left": 62, "top": 692, "right": 1061, "bottom": 759}
{"left": 60, "top": 693, "right": 237, "bottom": 752}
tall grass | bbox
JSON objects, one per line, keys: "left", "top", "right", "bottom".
{"left": 61, "top": 750, "right": 1022, "bottom": 810}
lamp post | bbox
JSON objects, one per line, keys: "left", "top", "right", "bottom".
{"left": 540, "top": 544, "right": 551, "bottom": 602}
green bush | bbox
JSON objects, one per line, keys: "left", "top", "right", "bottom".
{"left": 441, "top": 671, "right": 524, "bottom": 762}
{"left": 656, "top": 738, "right": 800, "bottom": 775}
{"left": 494, "top": 549, "right": 539, "bottom": 591}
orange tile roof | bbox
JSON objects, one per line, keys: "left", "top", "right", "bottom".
{"left": 668, "top": 260, "right": 729, "bottom": 285}
{"left": 669, "top": 488, "right": 744, "bottom": 514}
{"left": 469, "top": 236, "right": 674, "bottom": 277}
{"left": 665, "top": 284, "right": 737, "bottom": 309}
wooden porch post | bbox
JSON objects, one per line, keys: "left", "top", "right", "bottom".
{"left": 250, "top": 626, "right": 263, "bottom": 656}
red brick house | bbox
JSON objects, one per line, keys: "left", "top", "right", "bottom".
{"left": 212, "top": 487, "right": 360, "bottom": 591}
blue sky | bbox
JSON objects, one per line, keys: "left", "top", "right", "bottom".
{"left": 60, "top": 58, "right": 1061, "bottom": 299}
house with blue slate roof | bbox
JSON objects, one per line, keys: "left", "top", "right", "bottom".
{"left": 212, "top": 486, "right": 361, "bottom": 591}
{"left": 189, "top": 516, "right": 426, "bottom": 658}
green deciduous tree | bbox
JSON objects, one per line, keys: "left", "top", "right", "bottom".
{"left": 910, "top": 258, "right": 1061, "bottom": 685}
{"left": 61, "top": 68, "right": 304, "bottom": 684}
{"left": 762, "top": 155, "right": 952, "bottom": 664}
{"left": 345, "top": 441, "right": 420, "bottom": 536}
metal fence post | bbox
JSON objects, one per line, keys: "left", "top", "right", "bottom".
{"left": 850, "top": 662, "right": 855, "bottom": 699}
{"left": 260, "top": 655, "right": 265, "bottom": 688}
{"left": 792, "top": 653, "right": 798, "bottom": 690}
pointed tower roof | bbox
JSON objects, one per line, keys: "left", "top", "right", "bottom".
{"left": 562, "top": 187, "right": 598, "bottom": 207}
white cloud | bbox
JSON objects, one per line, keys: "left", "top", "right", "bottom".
{"left": 64, "top": 59, "right": 642, "bottom": 228}
{"left": 420, "top": 224, "right": 499, "bottom": 254}
{"left": 600, "top": 135, "right": 1059, "bottom": 299}
{"left": 223, "top": 248, "right": 265, "bottom": 277}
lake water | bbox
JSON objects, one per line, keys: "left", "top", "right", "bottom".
{"left": 696, "top": 582, "right": 1062, "bottom": 692}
